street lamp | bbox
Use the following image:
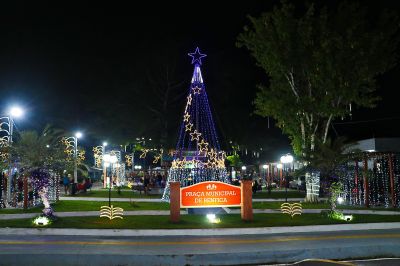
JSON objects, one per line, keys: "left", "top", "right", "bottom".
{"left": 63, "top": 131, "right": 83, "bottom": 195}
{"left": 102, "top": 142, "right": 108, "bottom": 188}
{"left": 103, "top": 154, "right": 118, "bottom": 207}
{"left": 280, "top": 154, "right": 294, "bottom": 202}
{"left": 73, "top": 132, "right": 83, "bottom": 185}
{"left": 262, "top": 164, "right": 269, "bottom": 190}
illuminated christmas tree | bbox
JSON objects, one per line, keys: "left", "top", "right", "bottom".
{"left": 162, "top": 47, "right": 229, "bottom": 201}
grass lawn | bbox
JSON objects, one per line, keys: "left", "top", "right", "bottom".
{"left": 252, "top": 201, "right": 329, "bottom": 209}
{"left": 0, "top": 200, "right": 169, "bottom": 214}
{"left": 65, "top": 190, "right": 162, "bottom": 199}
{"left": 252, "top": 190, "right": 306, "bottom": 199}
{"left": 2, "top": 200, "right": 398, "bottom": 214}
{"left": 1, "top": 213, "right": 400, "bottom": 229}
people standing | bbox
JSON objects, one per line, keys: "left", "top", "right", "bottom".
{"left": 143, "top": 173, "right": 150, "bottom": 195}
{"left": 63, "top": 174, "right": 70, "bottom": 195}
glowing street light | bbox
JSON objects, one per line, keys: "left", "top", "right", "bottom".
{"left": 9, "top": 106, "right": 24, "bottom": 118}
{"left": 280, "top": 154, "right": 294, "bottom": 164}
{"left": 262, "top": 164, "right": 268, "bottom": 169}
{"left": 75, "top": 131, "right": 83, "bottom": 139}
{"left": 241, "top": 166, "right": 247, "bottom": 171}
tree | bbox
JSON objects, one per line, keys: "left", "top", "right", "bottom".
{"left": 10, "top": 126, "right": 81, "bottom": 214}
{"left": 309, "top": 137, "right": 356, "bottom": 175}
{"left": 144, "top": 61, "right": 186, "bottom": 148}
{"left": 237, "top": 1, "right": 399, "bottom": 201}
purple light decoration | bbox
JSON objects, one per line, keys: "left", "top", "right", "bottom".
{"left": 162, "top": 46, "right": 228, "bottom": 199}
{"left": 188, "top": 47, "right": 207, "bottom": 66}
{"left": 175, "top": 48, "right": 220, "bottom": 156}
{"left": 30, "top": 169, "right": 50, "bottom": 191}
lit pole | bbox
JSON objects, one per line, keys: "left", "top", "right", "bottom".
{"left": 262, "top": 164, "right": 268, "bottom": 190}
{"left": 73, "top": 132, "right": 82, "bottom": 185}
{"left": 102, "top": 142, "right": 108, "bottom": 188}
{"left": 280, "top": 154, "right": 294, "bottom": 202}
{"left": 131, "top": 151, "right": 134, "bottom": 172}
{"left": 103, "top": 154, "right": 117, "bottom": 207}
{"left": 1, "top": 106, "right": 24, "bottom": 203}
{"left": 277, "top": 163, "right": 283, "bottom": 189}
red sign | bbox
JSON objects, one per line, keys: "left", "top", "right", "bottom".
{"left": 180, "top": 181, "right": 241, "bottom": 208}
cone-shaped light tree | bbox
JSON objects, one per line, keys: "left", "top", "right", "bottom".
{"left": 162, "top": 47, "right": 229, "bottom": 201}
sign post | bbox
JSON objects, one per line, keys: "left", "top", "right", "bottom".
{"left": 181, "top": 181, "right": 242, "bottom": 208}
{"left": 241, "top": 180, "right": 253, "bottom": 221}
{"left": 169, "top": 181, "right": 181, "bottom": 223}
{"left": 169, "top": 180, "right": 253, "bottom": 222}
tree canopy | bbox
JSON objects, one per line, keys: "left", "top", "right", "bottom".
{"left": 237, "top": 1, "right": 399, "bottom": 156}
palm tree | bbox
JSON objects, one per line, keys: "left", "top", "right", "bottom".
{"left": 10, "top": 125, "right": 82, "bottom": 213}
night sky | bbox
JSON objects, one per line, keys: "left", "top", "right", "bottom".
{"left": 1, "top": 1, "right": 400, "bottom": 162}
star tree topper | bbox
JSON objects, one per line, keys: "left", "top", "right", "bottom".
{"left": 188, "top": 47, "right": 207, "bottom": 65}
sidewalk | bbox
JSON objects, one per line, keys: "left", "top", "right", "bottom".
{"left": 0, "top": 210, "right": 187, "bottom": 220}
{"left": 60, "top": 196, "right": 315, "bottom": 202}
{"left": 1, "top": 208, "right": 399, "bottom": 220}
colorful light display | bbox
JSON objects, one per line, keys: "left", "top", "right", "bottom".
{"left": 339, "top": 153, "right": 400, "bottom": 208}
{"left": 162, "top": 47, "right": 229, "bottom": 201}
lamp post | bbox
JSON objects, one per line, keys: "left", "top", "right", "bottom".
{"left": 280, "top": 154, "right": 294, "bottom": 202}
{"left": 103, "top": 154, "right": 117, "bottom": 207}
{"left": 73, "top": 132, "right": 82, "bottom": 185}
{"left": 0, "top": 106, "right": 24, "bottom": 203}
{"left": 102, "top": 142, "right": 108, "bottom": 189}
{"left": 277, "top": 163, "right": 283, "bottom": 189}
{"left": 64, "top": 131, "right": 82, "bottom": 195}
{"left": 262, "top": 164, "right": 269, "bottom": 191}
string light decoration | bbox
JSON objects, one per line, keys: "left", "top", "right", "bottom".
{"left": 61, "top": 137, "right": 85, "bottom": 163}
{"left": 0, "top": 118, "right": 11, "bottom": 162}
{"left": 153, "top": 149, "right": 163, "bottom": 164}
{"left": 100, "top": 205, "right": 124, "bottom": 220}
{"left": 139, "top": 148, "right": 149, "bottom": 159}
{"left": 185, "top": 122, "right": 194, "bottom": 132}
{"left": 0, "top": 138, "right": 9, "bottom": 161}
{"left": 338, "top": 152, "right": 400, "bottom": 209}
{"left": 281, "top": 202, "right": 302, "bottom": 218}
{"left": 93, "top": 146, "right": 104, "bottom": 168}
{"left": 125, "top": 154, "right": 133, "bottom": 167}
{"left": 0, "top": 172, "right": 5, "bottom": 208}
{"left": 29, "top": 169, "right": 54, "bottom": 218}
{"left": 162, "top": 47, "right": 229, "bottom": 201}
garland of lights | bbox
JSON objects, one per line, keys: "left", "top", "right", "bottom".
{"left": 0, "top": 172, "right": 4, "bottom": 208}
{"left": 93, "top": 146, "right": 103, "bottom": 168}
{"left": 393, "top": 154, "right": 400, "bottom": 207}
{"left": 338, "top": 153, "right": 400, "bottom": 208}
{"left": 61, "top": 137, "right": 85, "bottom": 163}
{"left": 125, "top": 154, "right": 133, "bottom": 167}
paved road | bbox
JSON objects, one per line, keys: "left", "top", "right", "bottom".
{"left": 1, "top": 229, "right": 399, "bottom": 266}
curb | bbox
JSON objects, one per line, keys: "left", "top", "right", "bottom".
{"left": 1, "top": 208, "right": 399, "bottom": 220}
{"left": 1, "top": 222, "right": 400, "bottom": 236}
